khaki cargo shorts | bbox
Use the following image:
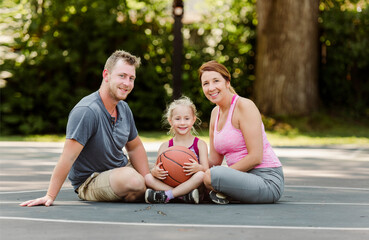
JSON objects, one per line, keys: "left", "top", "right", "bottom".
{"left": 76, "top": 170, "right": 122, "bottom": 202}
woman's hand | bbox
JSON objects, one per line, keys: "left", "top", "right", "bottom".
{"left": 150, "top": 162, "right": 168, "bottom": 180}
{"left": 183, "top": 159, "right": 203, "bottom": 175}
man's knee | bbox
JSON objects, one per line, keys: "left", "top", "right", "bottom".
{"left": 110, "top": 167, "right": 146, "bottom": 196}
{"left": 144, "top": 173, "right": 156, "bottom": 188}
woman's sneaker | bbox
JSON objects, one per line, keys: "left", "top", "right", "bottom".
{"left": 145, "top": 189, "right": 167, "bottom": 203}
{"left": 181, "top": 189, "right": 200, "bottom": 204}
{"left": 209, "top": 190, "right": 230, "bottom": 204}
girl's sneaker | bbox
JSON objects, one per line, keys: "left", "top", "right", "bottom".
{"left": 145, "top": 189, "right": 167, "bottom": 203}
{"left": 181, "top": 189, "right": 199, "bottom": 204}
{"left": 209, "top": 190, "right": 230, "bottom": 204}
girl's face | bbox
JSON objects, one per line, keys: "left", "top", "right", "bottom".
{"left": 201, "top": 71, "right": 230, "bottom": 104}
{"left": 169, "top": 105, "right": 196, "bottom": 136}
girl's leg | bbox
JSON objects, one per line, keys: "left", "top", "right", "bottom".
{"left": 144, "top": 173, "right": 172, "bottom": 191}
{"left": 144, "top": 173, "right": 173, "bottom": 204}
{"left": 172, "top": 171, "right": 204, "bottom": 197}
{"left": 203, "top": 169, "right": 213, "bottom": 190}
{"left": 210, "top": 166, "right": 284, "bottom": 203}
{"left": 144, "top": 171, "right": 204, "bottom": 204}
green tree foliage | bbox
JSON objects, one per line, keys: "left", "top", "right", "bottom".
{"left": 1, "top": 0, "right": 368, "bottom": 135}
{"left": 1, "top": 0, "right": 257, "bottom": 134}
{"left": 319, "top": 0, "right": 369, "bottom": 117}
{"left": 1, "top": 0, "right": 171, "bottom": 134}
{"left": 181, "top": 0, "right": 257, "bottom": 127}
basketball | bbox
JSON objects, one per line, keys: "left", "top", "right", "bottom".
{"left": 156, "top": 146, "right": 199, "bottom": 187}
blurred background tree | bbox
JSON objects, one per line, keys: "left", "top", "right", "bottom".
{"left": 1, "top": 0, "right": 171, "bottom": 134}
{"left": 1, "top": 0, "right": 368, "bottom": 135}
{"left": 319, "top": 0, "right": 369, "bottom": 118}
{"left": 255, "top": 0, "right": 319, "bottom": 115}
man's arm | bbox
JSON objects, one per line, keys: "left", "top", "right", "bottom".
{"left": 20, "top": 139, "right": 83, "bottom": 207}
{"left": 125, "top": 136, "right": 150, "bottom": 176}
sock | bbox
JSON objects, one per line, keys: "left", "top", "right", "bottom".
{"left": 165, "top": 190, "right": 174, "bottom": 203}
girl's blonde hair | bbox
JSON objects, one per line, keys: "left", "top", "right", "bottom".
{"left": 163, "top": 96, "right": 201, "bottom": 136}
{"left": 198, "top": 60, "right": 236, "bottom": 94}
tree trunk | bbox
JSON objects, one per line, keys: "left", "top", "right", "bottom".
{"left": 254, "top": 0, "right": 320, "bottom": 115}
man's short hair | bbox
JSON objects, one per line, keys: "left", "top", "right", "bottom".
{"left": 104, "top": 50, "right": 141, "bottom": 72}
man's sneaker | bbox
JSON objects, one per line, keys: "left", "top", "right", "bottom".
{"left": 145, "top": 189, "right": 167, "bottom": 204}
{"left": 209, "top": 190, "right": 230, "bottom": 204}
{"left": 182, "top": 189, "right": 199, "bottom": 204}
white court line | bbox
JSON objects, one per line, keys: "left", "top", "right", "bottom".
{"left": 0, "top": 201, "right": 90, "bottom": 205}
{"left": 278, "top": 202, "right": 369, "bottom": 206}
{"left": 0, "top": 216, "right": 368, "bottom": 231}
{"left": 1, "top": 201, "right": 369, "bottom": 206}
{"left": 1, "top": 185, "right": 368, "bottom": 194}
{"left": 286, "top": 185, "right": 369, "bottom": 191}
{"left": 0, "top": 188, "right": 74, "bottom": 194}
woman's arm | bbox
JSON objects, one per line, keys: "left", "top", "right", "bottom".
{"left": 230, "top": 98, "right": 263, "bottom": 172}
{"left": 208, "top": 107, "right": 224, "bottom": 167}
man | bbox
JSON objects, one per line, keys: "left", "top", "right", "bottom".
{"left": 21, "top": 50, "right": 150, "bottom": 206}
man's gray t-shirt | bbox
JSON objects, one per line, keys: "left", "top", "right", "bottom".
{"left": 66, "top": 91, "right": 138, "bottom": 190}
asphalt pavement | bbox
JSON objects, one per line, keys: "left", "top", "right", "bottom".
{"left": 0, "top": 141, "right": 368, "bottom": 240}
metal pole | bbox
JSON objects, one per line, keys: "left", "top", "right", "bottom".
{"left": 172, "top": 0, "right": 183, "bottom": 100}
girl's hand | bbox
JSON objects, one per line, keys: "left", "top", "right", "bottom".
{"left": 183, "top": 159, "right": 202, "bottom": 175}
{"left": 150, "top": 162, "right": 168, "bottom": 180}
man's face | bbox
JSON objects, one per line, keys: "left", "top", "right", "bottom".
{"left": 104, "top": 59, "right": 136, "bottom": 101}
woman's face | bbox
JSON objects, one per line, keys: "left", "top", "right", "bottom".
{"left": 201, "top": 71, "right": 230, "bottom": 104}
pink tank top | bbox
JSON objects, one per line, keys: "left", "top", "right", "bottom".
{"left": 213, "top": 95, "right": 282, "bottom": 168}
{"left": 168, "top": 137, "right": 200, "bottom": 161}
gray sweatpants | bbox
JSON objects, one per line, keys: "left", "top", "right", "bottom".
{"left": 210, "top": 166, "right": 284, "bottom": 203}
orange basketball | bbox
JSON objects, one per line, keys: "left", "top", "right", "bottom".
{"left": 156, "top": 146, "right": 199, "bottom": 187}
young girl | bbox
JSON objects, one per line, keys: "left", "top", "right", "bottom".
{"left": 144, "top": 96, "right": 209, "bottom": 204}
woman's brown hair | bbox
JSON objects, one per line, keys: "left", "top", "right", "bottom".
{"left": 198, "top": 60, "right": 236, "bottom": 94}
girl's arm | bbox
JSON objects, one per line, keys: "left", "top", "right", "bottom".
{"left": 197, "top": 139, "right": 209, "bottom": 171}
{"left": 229, "top": 98, "right": 263, "bottom": 172}
{"left": 183, "top": 139, "right": 209, "bottom": 175}
{"left": 150, "top": 142, "right": 169, "bottom": 179}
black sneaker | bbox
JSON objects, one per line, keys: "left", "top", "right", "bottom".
{"left": 209, "top": 190, "right": 229, "bottom": 204}
{"left": 145, "top": 189, "right": 167, "bottom": 204}
{"left": 182, "top": 189, "right": 199, "bottom": 204}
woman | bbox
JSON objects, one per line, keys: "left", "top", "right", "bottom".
{"left": 199, "top": 60, "right": 284, "bottom": 204}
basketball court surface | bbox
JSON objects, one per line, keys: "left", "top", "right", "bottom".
{"left": 0, "top": 141, "right": 368, "bottom": 239}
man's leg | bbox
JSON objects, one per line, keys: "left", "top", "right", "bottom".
{"left": 109, "top": 167, "right": 146, "bottom": 202}
{"left": 77, "top": 167, "right": 145, "bottom": 202}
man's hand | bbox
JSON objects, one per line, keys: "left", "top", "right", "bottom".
{"left": 19, "top": 195, "right": 55, "bottom": 207}
{"left": 19, "top": 139, "right": 83, "bottom": 208}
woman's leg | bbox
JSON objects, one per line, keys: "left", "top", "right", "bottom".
{"left": 210, "top": 166, "right": 284, "bottom": 203}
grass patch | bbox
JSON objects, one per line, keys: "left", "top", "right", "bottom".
{"left": 262, "top": 112, "right": 369, "bottom": 146}
{"left": 0, "top": 134, "right": 66, "bottom": 142}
